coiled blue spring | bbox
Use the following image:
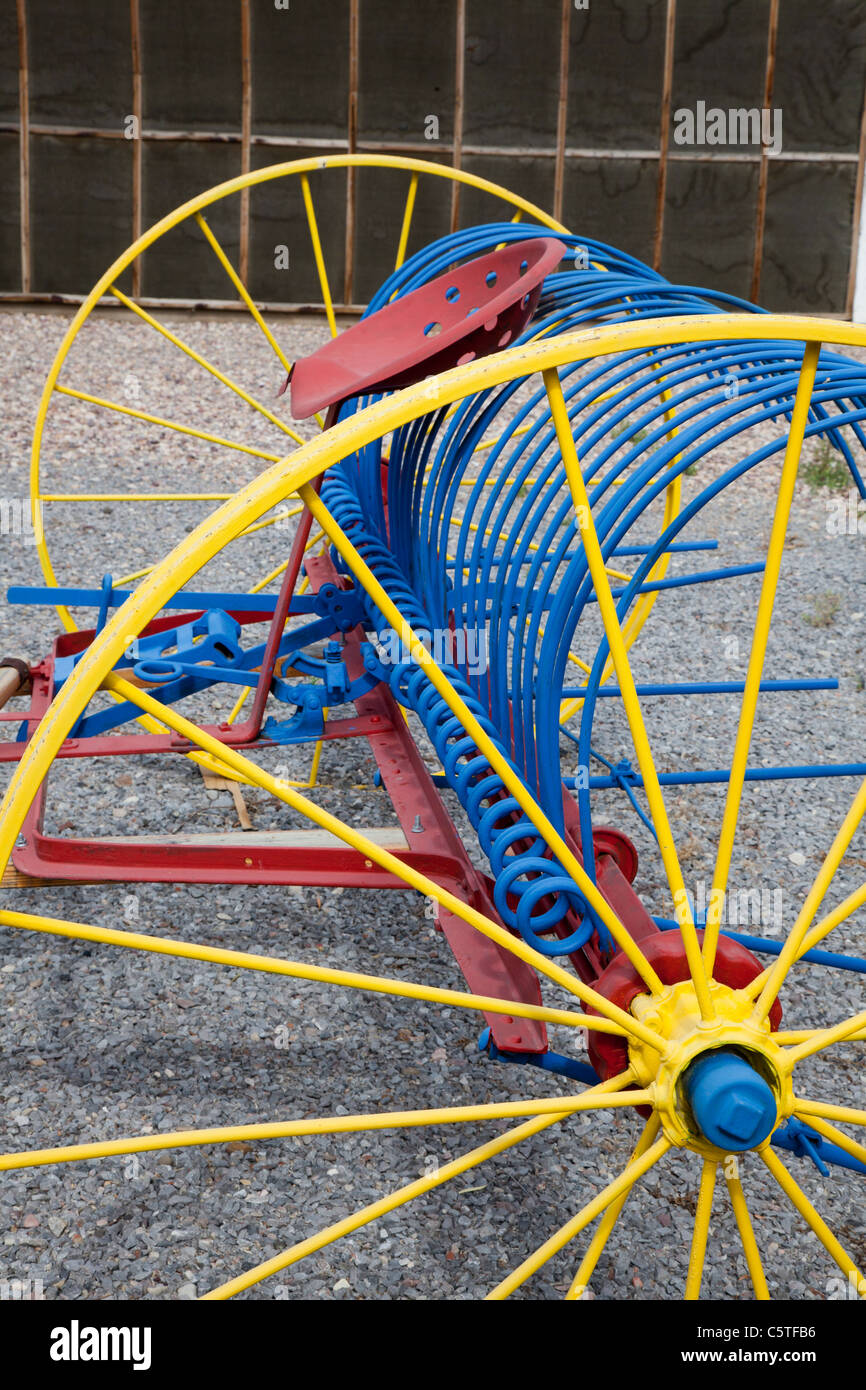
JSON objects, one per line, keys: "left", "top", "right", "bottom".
{"left": 323, "top": 464, "right": 593, "bottom": 954}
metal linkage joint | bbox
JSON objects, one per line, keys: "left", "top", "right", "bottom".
{"left": 478, "top": 1026, "right": 599, "bottom": 1086}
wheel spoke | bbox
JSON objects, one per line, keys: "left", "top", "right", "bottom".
{"left": 300, "top": 175, "right": 337, "bottom": 338}
{"left": 114, "top": 506, "right": 308, "bottom": 588}
{"left": 0, "top": 1087, "right": 653, "bottom": 1174}
{"left": 774, "top": 1027, "right": 866, "bottom": 1044}
{"left": 194, "top": 211, "right": 293, "bottom": 375}
{"left": 0, "top": 903, "right": 625, "bottom": 1038}
{"left": 557, "top": 390, "right": 684, "bottom": 718}
{"left": 746, "top": 879, "right": 866, "bottom": 1005}
{"left": 106, "top": 692, "right": 245, "bottom": 784}
{"left": 87, "top": 507, "right": 303, "bottom": 613}
{"left": 783, "top": 1011, "right": 866, "bottom": 1068}
{"left": 565, "top": 650, "right": 593, "bottom": 676}
{"left": 760, "top": 1146, "right": 866, "bottom": 1291}
{"left": 685, "top": 1158, "right": 717, "bottom": 1300}
{"left": 798, "top": 881, "right": 866, "bottom": 962}
{"left": 542, "top": 368, "right": 706, "bottom": 1014}
{"left": 200, "top": 1071, "right": 638, "bottom": 1301}
{"left": 108, "top": 284, "right": 306, "bottom": 445}
{"left": 750, "top": 778, "right": 866, "bottom": 1021}
{"left": 202, "top": 1113, "right": 564, "bottom": 1299}
{"left": 248, "top": 558, "right": 291, "bottom": 596}
{"left": 394, "top": 173, "right": 419, "bottom": 272}
{"left": 564, "top": 1112, "right": 661, "bottom": 1299}
{"left": 470, "top": 422, "right": 531, "bottom": 457}
{"left": 299, "top": 480, "right": 667, "bottom": 1002}
{"left": 55, "top": 384, "right": 283, "bottom": 463}
{"left": 725, "top": 1168, "right": 770, "bottom": 1299}
{"left": 793, "top": 1097, "right": 866, "bottom": 1128}
{"left": 114, "top": 564, "right": 155, "bottom": 585}
{"left": 486, "top": 1132, "right": 670, "bottom": 1299}
{"left": 237, "top": 504, "right": 308, "bottom": 540}
{"left": 103, "top": 671, "right": 668, "bottom": 1049}
{"left": 41, "top": 492, "right": 235, "bottom": 503}
{"left": 704, "top": 342, "right": 821, "bottom": 976}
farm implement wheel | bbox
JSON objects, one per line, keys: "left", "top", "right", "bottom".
{"left": 25, "top": 156, "right": 686, "bottom": 704}
{"left": 1, "top": 310, "right": 865, "bottom": 1299}
{"left": 27, "top": 154, "right": 571, "bottom": 633}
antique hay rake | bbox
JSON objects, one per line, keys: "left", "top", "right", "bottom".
{"left": 1, "top": 157, "right": 865, "bottom": 1300}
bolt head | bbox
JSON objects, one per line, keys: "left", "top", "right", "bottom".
{"left": 684, "top": 1049, "right": 777, "bottom": 1152}
{"left": 716, "top": 1092, "right": 767, "bottom": 1144}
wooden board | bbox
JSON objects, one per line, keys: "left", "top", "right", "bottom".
{"left": 1, "top": 824, "right": 409, "bottom": 888}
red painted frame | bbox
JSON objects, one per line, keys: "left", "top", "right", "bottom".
{"left": 3, "top": 543, "right": 660, "bottom": 1055}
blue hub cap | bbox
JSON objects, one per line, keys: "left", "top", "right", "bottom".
{"left": 683, "top": 1050, "right": 777, "bottom": 1152}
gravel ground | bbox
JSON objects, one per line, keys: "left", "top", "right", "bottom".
{"left": 0, "top": 305, "right": 864, "bottom": 1302}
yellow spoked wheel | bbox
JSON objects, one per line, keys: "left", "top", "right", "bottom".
{"left": 29, "top": 155, "right": 568, "bottom": 633}
{"left": 2, "top": 315, "right": 864, "bottom": 1300}
{"left": 27, "top": 155, "right": 682, "bottom": 713}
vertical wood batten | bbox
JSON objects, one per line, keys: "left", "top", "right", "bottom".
{"left": 130, "top": 0, "right": 142, "bottom": 296}
{"left": 239, "top": 0, "right": 252, "bottom": 288}
{"left": 6, "top": 7, "right": 861, "bottom": 319}
{"left": 450, "top": 0, "right": 466, "bottom": 233}
{"left": 343, "top": 0, "right": 359, "bottom": 305}
{"left": 652, "top": 0, "right": 676, "bottom": 272}
{"left": 553, "top": 0, "right": 570, "bottom": 225}
{"left": 751, "top": 0, "right": 779, "bottom": 304}
{"left": 846, "top": 77, "right": 866, "bottom": 318}
{"left": 16, "top": 0, "right": 30, "bottom": 294}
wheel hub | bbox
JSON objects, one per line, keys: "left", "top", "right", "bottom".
{"left": 628, "top": 978, "right": 793, "bottom": 1157}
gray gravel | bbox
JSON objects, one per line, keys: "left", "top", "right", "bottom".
{"left": 0, "top": 306, "right": 864, "bottom": 1302}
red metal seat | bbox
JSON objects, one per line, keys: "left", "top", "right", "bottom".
{"left": 287, "top": 236, "right": 566, "bottom": 420}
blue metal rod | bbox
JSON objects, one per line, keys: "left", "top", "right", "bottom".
{"left": 564, "top": 761, "right": 866, "bottom": 789}
{"left": 443, "top": 538, "right": 720, "bottom": 568}
{"left": 478, "top": 1028, "right": 599, "bottom": 1085}
{"left": 583, "top": 561, "right": 765, "bottom": 602}
{"left": 653, "top": 919, "right": 866, "bottom": 974}
{"left": 610, "top": 540, "right": 719, "bottom": 556}
{"left": 7, "top": 585, "right": 283, "bottom": 613}
{"left": 559, "top": 678, "right": 837, "bottom": 698}
{"left": 771, "top": 1119, "right": 866, "bottom": 1176}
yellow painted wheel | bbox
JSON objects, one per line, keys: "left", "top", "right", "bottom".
{"left": 27, "top": 155, "right": 681, "bottom": 708}
{"left": 29, "top": 155, "right": 569, "bottom": 633}
{"left": 3, "top": 315, "right": 864, "bottom": 1299}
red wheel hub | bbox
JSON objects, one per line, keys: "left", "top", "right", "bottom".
{"left": 587, "top": 930, "right": 783, "bottom": 1080}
